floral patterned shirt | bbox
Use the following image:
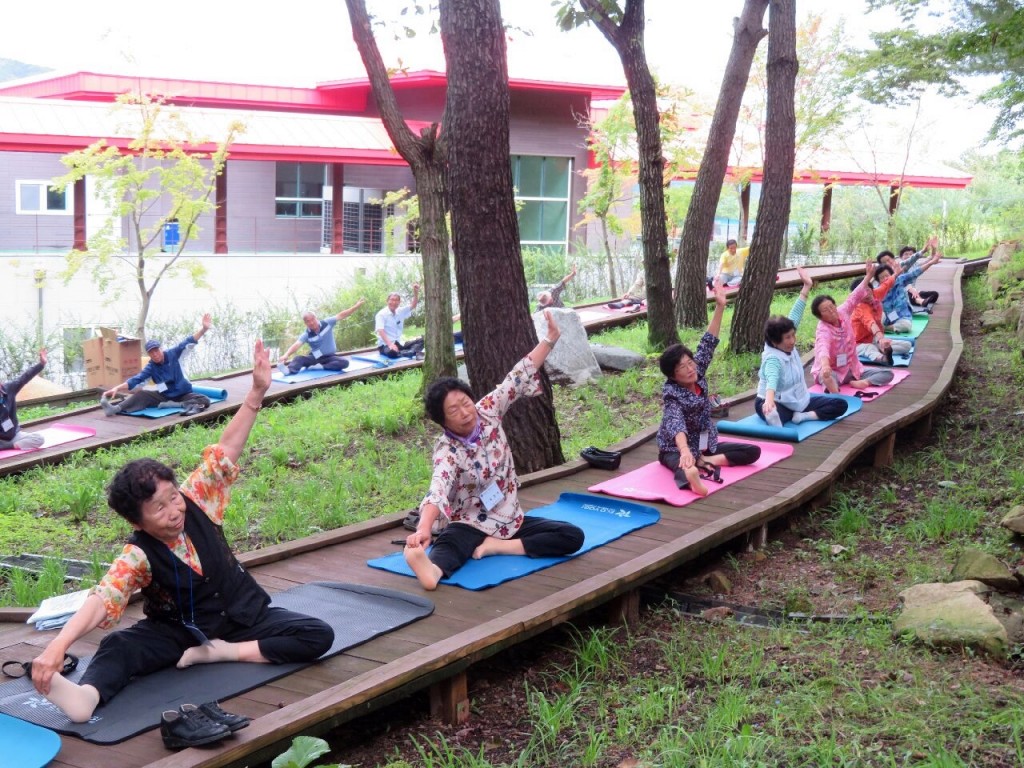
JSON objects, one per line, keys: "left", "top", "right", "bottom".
{"left": 89, "top": 445, "right": 239, "bottom": 627}
{"left": 419, "top": 356, "right": 542, "bottom": 539}
{"left": 657, "top": 332, "right": 719, "bottom": 456}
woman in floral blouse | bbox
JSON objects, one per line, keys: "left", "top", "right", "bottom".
{"left": 656, "top": 281, "right": 760, "bottom": 496}
{"left": 405, "top": 309, "right": 584, "bottom": 590}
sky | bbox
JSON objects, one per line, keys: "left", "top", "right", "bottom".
{"left": 0, "top": 0, "right": 994, "bottom": 162}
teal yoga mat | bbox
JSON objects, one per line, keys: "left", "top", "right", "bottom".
{"left": 0, "top": 713, "right": 61, "bottom": 768}
{"left": 859, "top": 341, "right": 914, "bottom": 368}
{"left": 716, "top": 394, "right": 863, "bottom": 442}
{"left": 885, "top": 314, "right": 929, "bottom": 339}
{"left": 271, "top": 357, "right": 379, "bottom": 384}
{"left": 367, "top": 492, "right": 660, "bottom": 590}
{"left": 124, "top": 385, "right": 228, "bottom": 418}
{"left": 0, "top": 582, "right": 433, "bottom": 744}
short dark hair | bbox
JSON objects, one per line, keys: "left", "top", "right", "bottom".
{"left": 899, "top": 245, "right": 915, "bottom": 258}
{"left": 810, "top": 295, "right": 835, "bottom": 319}
{"left": 876, "top": 250, "right": 895, "bottom": 265}
{"left": 424, "top": 377, "right": 475, "bottom": 426}
{"left": 107, "top": 458, "right": 177, "bottom": 524}
{"left": 659, "top": 344, "right": 695, "bottom": 379}
{"left": 764, "top": 315, "right": 796, "bottom": 347}
{"left": 726, "top": 238, "right": 737, "bottom": 247}
{"left": 850, "top": 277, "right": 862, "bottom": 292}
{"left": 876, "top": 265, "right": 894, "bottom": 281}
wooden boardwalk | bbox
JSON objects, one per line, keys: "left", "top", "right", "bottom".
{"left": 0, "top": 259, "right": 968, "bottom": 768}
{"left": 3, "top": 262, "right": 866, "bottom": 479}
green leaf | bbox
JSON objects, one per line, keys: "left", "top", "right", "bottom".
{"left": 271, "top": 735, "right": 332, "bottom": 768}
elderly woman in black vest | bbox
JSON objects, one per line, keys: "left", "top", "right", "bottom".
{"left": 28, "top": 341, "right": 332, "bottom": 738}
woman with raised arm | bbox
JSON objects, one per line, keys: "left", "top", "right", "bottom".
{"left": 810, "top": 260, "right": 894, "bottom": 392}
{"left": 756, "top": 267, "right": 850, "bottom": 428}
{"left": 656, "top": 280, "right": 761, "bottom": 496}
{"left": 404, "top": 309, "right": 584, "bottom": 590}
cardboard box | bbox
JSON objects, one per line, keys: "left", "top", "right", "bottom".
{"left": 83, "top": 328, "right": 142, "bottom": 388}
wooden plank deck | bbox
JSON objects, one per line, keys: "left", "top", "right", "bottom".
{"left": 0, "top": 259, "right": 965, "bottom": 767}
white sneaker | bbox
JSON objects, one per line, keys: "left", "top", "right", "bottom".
{"left": 277, "top": 362, "right": 288, "bottom": 375}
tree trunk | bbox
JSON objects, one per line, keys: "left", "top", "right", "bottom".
{"left": 674, "top": 0, "right": 768, "bottom": 329}
{"left": 601, "top": 217, "right": 617, "bottom": 297}
{"left": 730, "top": 0, "right": 798, "bottom": 353}
{"left": 440, "top": 0, "right": 564, "bottom": 472}
{"left": 582, "top": 0, "right": 676, "bottom": 350}
{"left": 345, "top": 0, "right": 456, "bottom": 384}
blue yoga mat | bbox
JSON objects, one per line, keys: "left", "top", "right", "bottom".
{"left": 125, "top": 385, "right": 228, "bottom": 418}
{"left": 859, "top": 341, "right": 914, "bottom": 368}
{"left": 716, "top": 394, "right": 863, "bottom": 442}
{"left": 367, "top": 492, "right": 660, "bottom": 590}
{"left": 0, "top": 712, "right": 61, "bottom": 768}
{"left": 271, "top": 357, "right": 379, "bottom": 384}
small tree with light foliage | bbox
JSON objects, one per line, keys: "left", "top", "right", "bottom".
{"left": 55, "top": 93, "right": 243, "bottom": 339}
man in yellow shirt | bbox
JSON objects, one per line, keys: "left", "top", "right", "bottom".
{"left": 715, "top": 239, "right": 748, "bottom": 287}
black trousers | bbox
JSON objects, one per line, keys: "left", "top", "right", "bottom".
{"left": 378, "top": 338, "right": 424, "bottom": 359}
{"left": 79, "top": 607, "right": 334, "bottom": 703}
{"left": 287, "top": 352, "right": 349, "bottom": 373}
{"left": 910, "top": 289, "right": 938, "bottom": 307}
{"left": 427, "top": 519, "right": 585, "bottom": 578}
{"left": 659, "top": 442, "right": 761, "bottom": 489}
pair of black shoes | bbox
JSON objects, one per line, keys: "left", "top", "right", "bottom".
{"left": 161, "top": 701, "right": 250, "bottom": 749}
{"left": 580, "top": 446, "right": 621, "bottom": 470}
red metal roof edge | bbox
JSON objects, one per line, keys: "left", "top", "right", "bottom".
{"left": 0, "top": 69, "right": 625, "bottom": 111}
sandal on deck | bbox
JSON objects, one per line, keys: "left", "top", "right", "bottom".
{"left": 854, "top": 391, "right": 879, "bottom": 400}
{"left": 2, "top": 652, "right": 78, "bottom": 679}
{"left": 696, "top": 461, "right": 723, "bottom": 484}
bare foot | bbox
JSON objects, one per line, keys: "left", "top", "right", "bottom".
{"left": 472, "top": 537, "right": 525, "bottom": 560}
{"left": 404, "top": 544, "right": 443, "bottom": 591}
{"left": 177, "top": 639, "right": 240, "bottom": 669}
{"left": 849, "top": 379, "right": 870, "bottom": 389}
{"left": 684, "top": 465, "right": 708, "bottom": 497}
{"left": 45, "top": 677, "right": 100, "bottom": 723}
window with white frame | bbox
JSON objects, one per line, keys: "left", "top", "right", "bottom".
{"left": 511, "top": 156, "right": 571, "bottom": 254}
{"left": 16, "top": 181, "right": 71, "bottom": 214}
{"left": 275, "top": 162, "right": 325, "bottom": 217}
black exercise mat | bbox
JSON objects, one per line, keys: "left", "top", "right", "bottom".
{"left": 0, "top": 582, "right": 433, "bottom": 744}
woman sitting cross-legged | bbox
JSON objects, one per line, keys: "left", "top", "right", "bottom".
{"left": 656, "top": 280, "right": 761, "bottom": 496}
{"left": 404, "top": 309, "right": 584, "bottom": 590}
{"left": 810, "top": 259, "right": 894, "bottom": 392}
{"left": 756, "top": 266, "right": 850, "bottom": 428}
{"left": 850, "top": 270, "right": 913, "bottom": 366}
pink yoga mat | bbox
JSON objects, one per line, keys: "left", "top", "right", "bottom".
{"left": 809, "top": 368, "right": 910, "bottom": 397}
{"left": 587, "top": 438, "right": 794, "bottom": 507}
{"left": 0, "top": 423, "right": 97, "bottom": 460}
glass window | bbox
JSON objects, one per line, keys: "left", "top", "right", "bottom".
{"left": 16, "top": 181, "right": 70, "bottom": 214}
{"left": 275, "top": 162, "right": 325, "bottom": 218}
{"left": 511, "top": 156, "right": 571, "bottom": 252}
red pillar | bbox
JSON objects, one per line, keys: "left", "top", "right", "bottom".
{"left": 73, "top": 178, "right": 87, "bottom": 251}
{"left": 215, "top": 166, "right": 228, "bottom": 254}
{"left": 331, "top": 163, "right": 345, "bottom": 254}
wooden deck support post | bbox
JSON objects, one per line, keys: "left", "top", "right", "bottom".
{"left": 873, "top": 432, "right": 896, "bottom": 468}
{"left": 808, "top": 485, "right": 833, "bottom": 512}
{"left": 429, "top": 672, "right": 470, "bottom": 725}
{"left": 606, "top": 589, "right": 640, "bottom": 626}
{"left": 911, "top": 412, "right": 933, "bottom": 441}
{"left": 746, "top": 523, "right": 768, "bottom": 552}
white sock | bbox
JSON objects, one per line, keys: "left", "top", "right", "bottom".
{"left": 791, "top": 411, "right": 816, "bottom": 424}
{"left": 764, "top": 410, "right": 783, "bottom": 428}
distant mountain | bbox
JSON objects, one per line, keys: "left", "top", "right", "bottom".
{"left": 0, "top": 58, "right": 51, "bottom": 83}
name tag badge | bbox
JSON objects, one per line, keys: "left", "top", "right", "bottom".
{"left": 699, "top": 431, "right": 709, "bottom": 451}
{"left": 156, "top": 382, "right": 168, "bottom": 393}
{"left": 835, "top": 353, "right": 847, "bottom": 367}
{"left": 479, "top": 480, "right": 504, "bottom": 513}
{"left": 1, "top": 419, "right": 13, "bottom": 432}
{"left": 887, "top": 310, "right": 900, "bottom": 323}
{"left": 312, "top": 349, "right": 323, "bottom": 359}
